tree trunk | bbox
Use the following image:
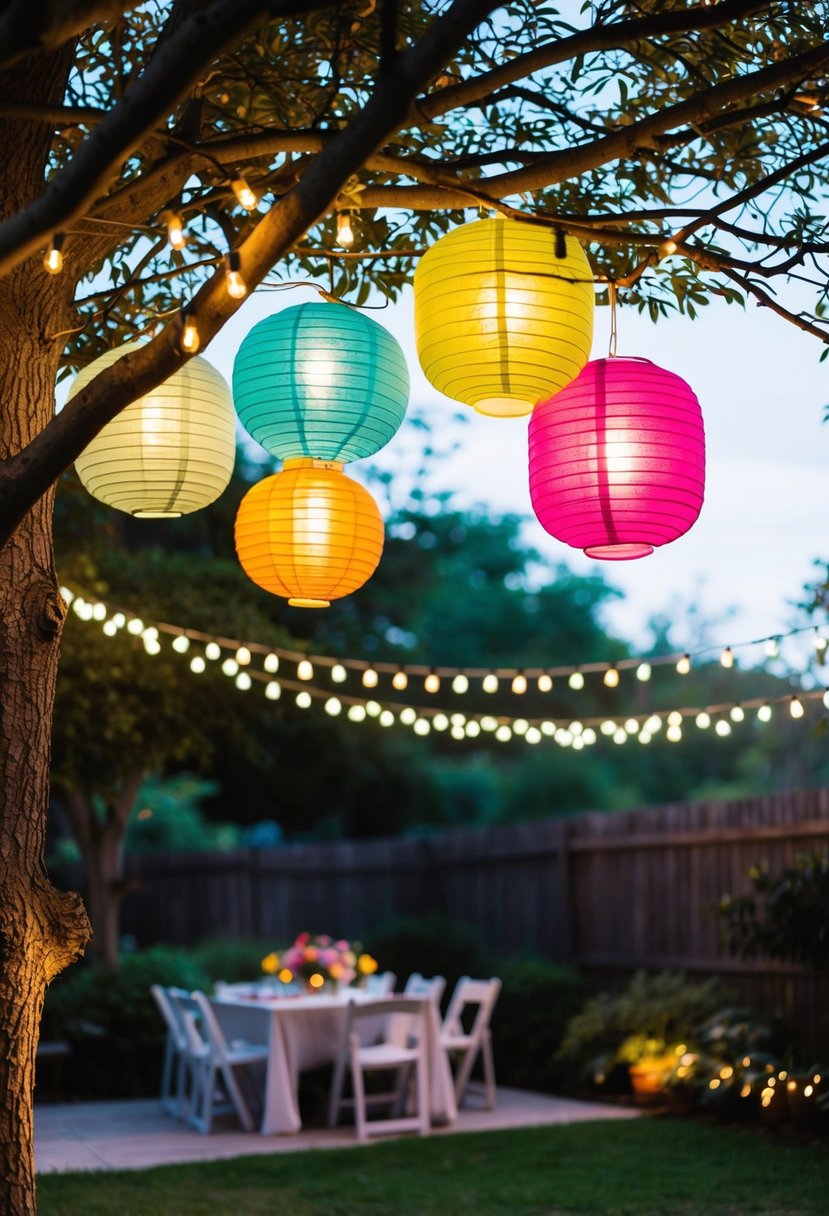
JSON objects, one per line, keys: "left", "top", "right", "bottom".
{"left": 0, "top": 46, "right": 91, "bottom": 1216}
{"left": 65, "top": 774, "right": 144, "bottom": 973}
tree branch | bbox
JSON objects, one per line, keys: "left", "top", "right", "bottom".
{"left": 0, "top": 0, "right": 278, "bottom": 279}
{"left": 0, "top": 0, "right": 501, "bottom": 549}
{"left": 0, "top": 0, "right": 136, "bottom": 73}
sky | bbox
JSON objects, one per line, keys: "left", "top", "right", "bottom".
{"left": 205, "top": 280, "right": 829, "bottom": 658}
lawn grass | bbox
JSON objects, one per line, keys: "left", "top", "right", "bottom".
{"left": 37, "top": 1118, "right": 829, "bottom": 1216}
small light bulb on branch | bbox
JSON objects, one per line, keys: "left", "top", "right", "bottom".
{"left": 43, "top": 232, "right": 65, "bottom": 274}
{"left": 164, "top": 210, "right": 187, "bottom": 250}
{"left": 659, "top": 237, "right": 678, "bottom": 258}
{"left": 180, "top": 307, "right": 200, "bottom": 354}
{"left": 336, "top": 211, "right": 355, "bottom": 248}
{"left": 230, "top": 174, "right": 258, "bottom": 210}
{"left": 224, "top": 250, "right": 247, "bottom": 300}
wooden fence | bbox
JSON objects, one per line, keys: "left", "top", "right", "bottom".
{"left": 120, "top": 786, "right": 829, "bottom": 1052}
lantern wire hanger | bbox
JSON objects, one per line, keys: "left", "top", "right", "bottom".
{"left": 608, "top": 280, "right": 618, "bottom": 358}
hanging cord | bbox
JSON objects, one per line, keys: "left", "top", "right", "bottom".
{"left": 608, "top": 280, "right": 618, "bottom": 358}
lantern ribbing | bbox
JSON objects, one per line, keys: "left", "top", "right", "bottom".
{"left": 414, "top": 217, "right": 595, "bottom": 417}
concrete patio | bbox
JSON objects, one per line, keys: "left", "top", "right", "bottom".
{"left": 35, "top": 1086, "right": 641, "bottom": 1173}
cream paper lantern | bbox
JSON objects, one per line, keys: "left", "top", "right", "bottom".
{"left": 69, "top": 343, "right": 235, "bottom": 517}
{"left": 414, "top": 217, "right": 595, "bottom": 417}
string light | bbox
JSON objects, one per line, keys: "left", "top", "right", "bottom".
{"left": 765, "top": 637, "right": 780, "bottom": 658}
{"left": 297, "top": 659, "right": 314, "bottom": 681}
{"left": 331, "top": 664, "right": 347, "bottom": 683}
{"left": 172, "top": 634, "right": 190, "bottom": 654}
{"left": 603, "top": 666, "right": 619, "bottom": 688}
{"left": 636, "top": 663, "right": 651, "bottom": 682}
{"left": 815, "top": 631, "right": 828, "bottom": 658}
{"left": 180, "top": 307, "right": 200, "bottom": 354}
{"left": 362, "top": 668, "right": 378, "bottom": 689}
{"left": 537, "top": 674, "right": 553, "bottom": 693}
{"left": 392, "top": 671, "right": 408, "bottom": 691}
{"left": 424, "top": 672, "right": 440, "bottom": 694}
{"left": 452, "top": 674, "right": 469, "bottom": 694}
{"left": 43, "top": 232, "right": 65, "bottom": 275}
{"left": 336, "top": 211, "right": 355, "bottom": 248}
{"left": 190, "top": 656, "right": 206, "bottom": 674}
{"left": 790, "top": 695, "right": 804, "bottom": 718}
{"left": 569, "top": 671, "right": 584, "bottom": 690}
{"left": 230, "top": 174, "right": 258, "bottom": 210}
{"left": 224, "top": 250, "right": 247, "bottom": 300}
{"left": 264, "top": 653, "right": 279, "bottom": 674}
{"left": 720, "top": 646, "right": 734, "bottom": 669}
{"left": 511, "top": 673, "right": 527, "bottom": 695}
{"left": 482, "top": 674, "right": 498, "bottom": 694}
{"left": 757, "top": 703, "right": 772, "bottom": 722}
{"left": 676, "top": 654, "right": 691, "bottom": 675}
{"left": 659, "top": 236, "right": 678, "bottom": 257}
{"left": 236, "top": 646, "right": 251, "bottom": 666}
{"left": 163, "top": 210, "right": 187, "bottom": 250}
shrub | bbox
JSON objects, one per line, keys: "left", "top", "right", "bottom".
{"left": 555, "top": 970, "right": 723, "bottom": 1088}
{"left": 718, "top": 853, "right": 829, "bottom": 971}
{"left": 191, "top": 937, "right": 277, "bottom": 984}
{"left": 41, "top": 946, "right": 208, "bottom": 1101}
{"left": 490, "top": 956, "right": 586, "bottom": 1093}
{"left": 364, "top": 913, "right": 493, "bottom": 1001}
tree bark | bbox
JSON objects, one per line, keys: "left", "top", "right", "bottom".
{"left": 0, "top": 45, "right": 91, "bottom": 1216}
{"left": 64, "top": 773, "right": 143, "bottom": 973}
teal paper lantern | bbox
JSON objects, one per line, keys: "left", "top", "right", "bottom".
{"left": 233, "top": 301, "right": 409, "bottom": 463}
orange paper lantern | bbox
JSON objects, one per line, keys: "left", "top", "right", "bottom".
{"left": 235, "top": 459, "right": 384, "bottom": 607}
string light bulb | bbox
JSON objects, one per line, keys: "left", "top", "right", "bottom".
{"left": 720, "top": 646, "right": 734, "bottom": 669}
{"left": 636, "top": 663, "right": 651, "bottom": 682}
{"left": 537, "top": 674, "right": 553, "bottom": 693}
{"left": 659, "top": 236, "right": 678, "bottom": 257}
{"left": 230, "top": 174, "right": 258, "bottom": 210}
{"left": 180, "top": 307, "right": 200, "bottom": 354}
{"left": 424, "top": 672, "right": 440, "bottom": 694}
{"left": 43, "top": 232, "right": 65, "bottom": 274}
{"left": 676, "top": 653, "right": 691, "bottom": 675}
{"left": 336, "top": 211, "right": 355, "bottom": 248}
{"left": 362, "top": 668, "right": 378, "bottom": 689}
{"left": 482, "top": 674, "right": 498, "bottom": 694}
{"left": 224, "top": 250, "right": 247, "bottom": 300}
{"left": 164, "top": 210, "right": 187, "bottom": 250}
{"left": 297, "top": 659, "right": 314, "bottom": 681}
{"left": 603, "top": 665, "right": 619, "bottom": 688}
{"left": 392, "top": 670, "right": 408, "bottom": 691}
{"left": 765, "top": 637, "right": 780, "bottom": 658}
{"left": 568, "top": 671, "right": 584, "bottom": 690}
{"left": 331, "top": 664, "right": 347, "bottom": 683}
{"left": 790, "top": 695, "right": 804, "bottom": 719}
{"left": 814, "top": 631, "right": 828, "bottom": 659}
{"left": 757, "top": 703, "right": 772, "bottom": 722}
{"left": 452, "top": 674, "right": 469, "bottom": 694}
{"left": 511, "top": 673, "right": 528, "bottom": 695}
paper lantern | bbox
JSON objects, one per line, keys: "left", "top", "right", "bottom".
{"left": 414, "top": 217, "right": 594, "bottom": 417}
{"left": 233, "top": 302, "right": 409, "bottom": 462}
{"left": 529, "top": 356, "right": 705, "bottom": 559}
{"left": 235, "top": 459, "right": 384, "bottom": 607}
{"left": 70, "top": 344, "right": 235, "bottom": 517}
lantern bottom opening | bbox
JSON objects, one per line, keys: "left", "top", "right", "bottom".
{"left": 473, "top": 395, "right": 533, "bottom": 419}
{"left": 133, "top": 509, "right": 183, "bottom": 519}
{"left": 583, "top": 542, "right": 654, "bottom": 561}
{"left": 288, "top": 597, "right": 331, "bottom": 608}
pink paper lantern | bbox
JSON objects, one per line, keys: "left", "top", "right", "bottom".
{"left": 529, "top": 356, "right": 705, "bottom": 560}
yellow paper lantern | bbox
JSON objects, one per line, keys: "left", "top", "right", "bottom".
{"left": 70, "top": 343, "right": 235, "bottom": 517}
{"left": 235, "top": 459, "right": 384, "bottom": 608}
{"left": 414, "top": 217, "right": 594, "bottom": 417}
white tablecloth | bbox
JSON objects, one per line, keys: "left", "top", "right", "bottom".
{"left": 212, "top": 990, "right": 457, "bottom": 1135}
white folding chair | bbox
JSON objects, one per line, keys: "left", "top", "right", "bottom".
{"left": 327, "top": 998, "right": 430, "bottom": 1142}
{"left": 440, "top": 977, "right": 501, "bottom": 1110}
{"left": 403, "top": 973, "right": 446, "bottom": 1004}
{"left": 150, "top": 984, "right": 190, "bottom": 1119}
{"left": 187, "top": 991, "right": 269, "bottom": 1134}
{"left": 363, "top": 971, "right": 397, "bottom": 996}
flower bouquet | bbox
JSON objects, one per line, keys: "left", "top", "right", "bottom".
{"left": 261, "top": 932, "right": 379, "bottom": 992}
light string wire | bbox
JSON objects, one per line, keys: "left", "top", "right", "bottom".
{"left": 60, "top": 584, "right": 828, "bottom": 690}
{"left": 61, "top": 588, "right": 829, "bottom": 748}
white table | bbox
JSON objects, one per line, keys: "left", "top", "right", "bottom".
{"left": 212, "top": 989, "right": 457, "bottom": 1135}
